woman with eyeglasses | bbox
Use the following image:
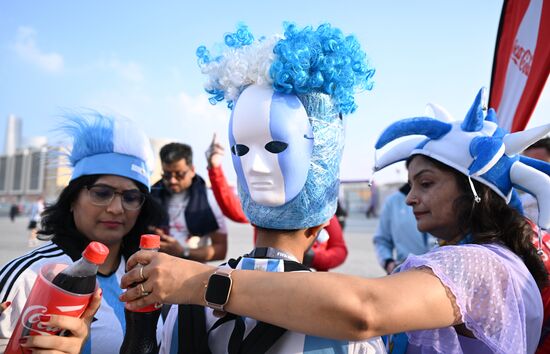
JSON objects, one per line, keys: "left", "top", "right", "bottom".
{"left": 0, "top": 113, "right": 162, "bottom": 354}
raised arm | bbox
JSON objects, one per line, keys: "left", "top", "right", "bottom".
{"left": 309, "top": 215, "right": 348, "bottom": 271}
{"left": 206, "top": 133, "right": 249, "bottom": 223}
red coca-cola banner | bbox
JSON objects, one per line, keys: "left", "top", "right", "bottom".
{"left": 489, "top": 0, "right": 550, "bottom": 132}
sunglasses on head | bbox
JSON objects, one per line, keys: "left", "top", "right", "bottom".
{"left": 86, "top": 184, "right": 145, "bottom": 211}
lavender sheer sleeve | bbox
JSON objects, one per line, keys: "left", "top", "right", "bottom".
{"left": 398, "top": 244, "right": 542, "bottom": 354}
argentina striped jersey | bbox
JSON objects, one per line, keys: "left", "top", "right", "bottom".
{"left": 160, "top": 257, "right": 385, "bottom": 353}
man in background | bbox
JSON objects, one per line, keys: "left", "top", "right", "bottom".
{"left": 150, "top": 142, "right": 227, "bottom": 262}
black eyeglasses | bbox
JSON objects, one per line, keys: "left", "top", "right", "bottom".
{"left": 86, "top": 184, "right": 145, "bottom": 211}
{"left": 162, "top": 170, "right": 190, "bottom": 181}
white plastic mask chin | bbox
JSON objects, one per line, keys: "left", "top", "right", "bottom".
{"left": 230, "top": 84, "right": 313, "bottom": 207}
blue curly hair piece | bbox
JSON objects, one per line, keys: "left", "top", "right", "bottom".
{"left": 196, "top": 23, "right": 254, "bottom": 66}
{"left": 197, "top": 22, "right": 375, "bottom": 114}
{"left": 224, "top": 23, "right": 255, "bottom": 48}
{"left": 271, "top": 22, "right": 375, "bottom": 115}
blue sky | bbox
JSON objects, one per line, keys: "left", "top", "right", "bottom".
{"left": 0, "top": 1, "right": 548, "bottom": 183}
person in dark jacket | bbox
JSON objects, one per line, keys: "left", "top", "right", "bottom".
{"left": 150, "top": 142, "right": 227, "bottom": 262}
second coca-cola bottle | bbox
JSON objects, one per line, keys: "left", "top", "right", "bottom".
{"left": 120, "top": 234, "right": 161, "bottom": 354}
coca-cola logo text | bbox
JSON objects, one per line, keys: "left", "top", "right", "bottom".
{"left": 511, "top": 39, "right": 532, "bottom": 76}
{"left": 20, "top": 305, "right": 61, "bottom": 335}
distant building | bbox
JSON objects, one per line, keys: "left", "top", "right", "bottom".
{"left": 4, "top": 114, "right": 22, "bottom": 156}
{"left": 340, "top": 180, "right": 403, "bottom": 215}
{"left": 0, "top": 114, "right": 72, "bottom": 205}
{"left": 0, "top": 146, "right": 67, "bottom": 205}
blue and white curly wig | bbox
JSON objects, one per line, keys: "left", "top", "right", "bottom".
{"left": 60, "top": 112, "right": 154, "bottom": 190}
{"left": 198, "top": 23, "right": 375, "bottom": 229}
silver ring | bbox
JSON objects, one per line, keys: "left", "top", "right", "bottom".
{"left": 139, "top": 283, "right": 150, "bottom": 297}
{"left": 139, "top": 265, "right": 145, "bottom": 281}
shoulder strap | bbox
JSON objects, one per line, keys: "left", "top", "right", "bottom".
{"left": 238, "top": 321, "right": 287, "bottom": 354}
{"left": 178, "top": 304, "right": 211, "bottom": 354}
{"left": 177, "top": 258, "right": 309, "bottom": 354}
{"left": 283, "top": 260, "right": 311, "bottom": 272}
{"left": 235, "top": 261, "right": 308, "bottom": 353}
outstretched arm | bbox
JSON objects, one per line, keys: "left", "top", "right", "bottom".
{"left": 120, "top": 252, "right": 459, "bottom": 340}
{"left": 208, "top": 166, "right": 248, "bottom": 223}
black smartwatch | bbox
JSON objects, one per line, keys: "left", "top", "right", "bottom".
{"left": 204, "top": 267, "right": 235, "bottom": 314}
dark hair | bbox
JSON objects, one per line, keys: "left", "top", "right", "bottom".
{"left": 526, "top": 137, "right": 550, "bottom": 155}
{"left": 38, "top": 175, "right": 163, "bottom": 262}
{"left": 408, "top": 155, "right": 548, "bottom": 288}
{"left": 255, "top": 226, "right": 301, "bottom": 234}
{"left": 160, "top": 143, "right": 193, "bottom": 165}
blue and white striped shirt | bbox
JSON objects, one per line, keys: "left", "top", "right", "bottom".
{"left": 160, "top": 257, "right": 385, "bottom": 354}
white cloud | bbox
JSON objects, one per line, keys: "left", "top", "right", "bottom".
{"left": 14, "top": 26, "right": 64, "bottom": 73}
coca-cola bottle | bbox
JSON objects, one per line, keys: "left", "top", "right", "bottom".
{"left": 51, "top": 241, "right": 109, "bottom": 294}
{"left": 120, "top": 234, "right": 161, "bottom": 354}
{"left": 5, "top": 241, "right": 109, "bottom": 354}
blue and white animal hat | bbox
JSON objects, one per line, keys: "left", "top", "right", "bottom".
{"left": 198, "top": 23, "right": 375, "bottom": 229}
{"left": 60, "top": 112, "right": 154, "bottom": 189}
{"left": 374, "top": 88, "right": 550, "bottom": 231}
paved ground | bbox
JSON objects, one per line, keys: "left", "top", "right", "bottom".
{"left": 0, "top": 213, "right": 385, "bottom": 278}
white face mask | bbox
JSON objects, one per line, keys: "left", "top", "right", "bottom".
{"left": 229, "top": 85, "right": 313, "bottom": 207}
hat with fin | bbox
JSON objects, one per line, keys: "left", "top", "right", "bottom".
{"left": 374, "top": 87, "right": 550, "bottom": 230}
{"left": 60, "top": 112, "right": 154, "bottom": 190}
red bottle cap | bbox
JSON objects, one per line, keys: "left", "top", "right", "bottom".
{"left": 140, "top": 234, "right": 160, "bottom": 250}
{"left": 82, "top": 241, "right": 110, "bottom": 265}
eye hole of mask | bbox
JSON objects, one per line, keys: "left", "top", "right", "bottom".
{"left": 231, "top": 144, "right": 250, "bottom": 156}
{"left": 264, "top": 141, "right": 288, "bottom": 154}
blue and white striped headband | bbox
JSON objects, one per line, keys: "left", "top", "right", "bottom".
{"left": 61, "top": 113, "right": 154, "bottom": 190}
{"left": 374, "top": 88, "right": 550, "bottom": 230}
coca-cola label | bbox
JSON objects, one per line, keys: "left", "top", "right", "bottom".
{"left": 511, "top": 39, "right": 532, "bottom": 76}
{"left": 4, "top": 263, "right": 94, "bottom": 354}
{"left": 21, "top": 305, "right": 62, "bottom": 336}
